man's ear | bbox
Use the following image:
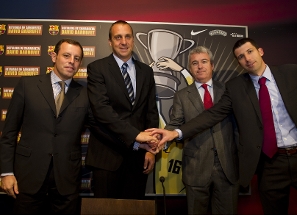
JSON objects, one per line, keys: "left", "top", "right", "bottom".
{"left": 51, "top": 52, "right": 57, "bottom": 63}
{"left": 258, "top": 48, "right": 264, "bottom": 56}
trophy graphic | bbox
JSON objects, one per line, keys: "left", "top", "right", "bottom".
{"left": 136, "top": 29, "right": 194, "bottom": 99}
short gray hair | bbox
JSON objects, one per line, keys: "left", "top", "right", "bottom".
{"left": 187, "top": 46, "right": 214, "bottom": 70}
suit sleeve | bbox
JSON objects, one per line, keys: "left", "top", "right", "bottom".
{"left": 165, "top": 92, "right": 185, "bottom": 130}
{"left": 143, "top": 66, "right": 159, "bottom": 129}
{"left": 0, "top": 77, "right": 25, "bottom": 174}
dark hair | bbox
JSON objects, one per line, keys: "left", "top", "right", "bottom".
{"left": 108, "top": 20, "right": 134, "bottom": 40}
{"left": 54, "top": 38, "right": 84, "bottom": 59}
{"left": 232, "top": 38, "right": 259, "bottom": 57}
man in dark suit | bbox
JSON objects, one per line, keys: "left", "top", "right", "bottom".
{"left": 85, "top": 20, "right": 159, "bottom": 199}
{"left": 165, "top": 46, "right": 239, "bottom": 214}
{"left": 0, "top": 39, "right": 91, "bottom": 214}
{"left": 148, "top": 38, "right": 297, "bottom": 214}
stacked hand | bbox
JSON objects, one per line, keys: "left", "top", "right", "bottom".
{"left": 136, "top": 129, "right": 179, "bottom": 154}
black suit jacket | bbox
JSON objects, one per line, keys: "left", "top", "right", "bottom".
{"left": 0, "top": 73, "right": 90, "bottom": 195}
{"left": 179, "top": 64, "right": 297, "bottom": 187}
{"left": 85, "top": 54, "right": 159, "bottom": 171}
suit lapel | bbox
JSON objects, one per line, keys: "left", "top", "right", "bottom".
{"left": 242, "top": 73, "right": 262, "bottom": 122}
{"left": 108, "top": 55, "right": 132, "bottom": 104}
{"left": 59, "top": 80, "right": 82, "bottom": 114}
{"left": 212, "top": 80, "right": 224, "bottom": 104}
{"left": 271, "top": 66, "right": 288, "bottom": 102}
{"left": 187, "top": 83, "right": 204, "bottom": 112}
{"left": 134, "top": 60, "right": 145, "bottom": 107}
{"left": 37, "top": 73, "right": 56, "bottom": 114}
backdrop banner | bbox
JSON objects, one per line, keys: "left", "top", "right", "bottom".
{"left": 0, "top": 19, "right": 247, "bottom": 196}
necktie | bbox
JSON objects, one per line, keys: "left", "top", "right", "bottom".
{"left": 258, "top": 77, "right": 277, "bottom": 158}
{"left": 201, "top": 84, "right": 213, "bottom": 110}
{"left": 121, "top": 63, "right": 135, "bottom": 105}
{"left": 55, "top": 81, "right": 65, "bottom": 115}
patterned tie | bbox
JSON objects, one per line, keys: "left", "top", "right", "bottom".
{"left": 258, "top": 77, "right": 277, "bottom": 158}
{"left": 121, "top": 63, "right": 135, "bottom": 105}
{"left": 201, "top": 84, "right": 213, "bottom": 110}
{"left": 55, "top": 81, "right": 65, "bottom": 115}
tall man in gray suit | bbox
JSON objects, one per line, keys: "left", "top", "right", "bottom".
{"left": 148, "top": 38, "right": 297, "bottom": 214}
{"left": 165, "top": 46, "right": 239, "bottom": 214}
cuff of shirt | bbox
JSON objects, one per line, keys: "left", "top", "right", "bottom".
{"left": 1, "top": 173, "right": 14, "bottom": 177}
{"left": 174, "top": 129, "right": 182, "bottom": 140}
{"left": 133, "top": 142, "right": 140, "bottom": 151}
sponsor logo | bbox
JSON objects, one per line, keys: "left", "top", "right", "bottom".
{"left": 17, "top": 133, "right": 21, "bottom": 143}
{"left": 2, "top": 88, "right": 14, "bottom": 99}
{"left": 49, "top": 25, "right": 59, "bottom": 35}
{"left": 83, "top": 46, "right": 95, "bottom": 57}
{"left": 81, "top": 132, "right": 90, "bottom": 144}
{"left": 61, "top": 25, "right": 96, "bottom": 36}
{"left": 7, "top": 24, "right": 42, "bottom": 35}
{"left": 81, "top": 178, "right": 92, "bottom": 190}
{"left": 230, "top": 32, "right": 244, "bottom": 38}
{"left": 4, "top": 66, "right": 40, "bottom": 77}
{"left": 46, "top": 67, "right": 53, "bottom": 74}
{"left": 1, "top": 109, "right": 7, "bottom": 121}
{"left": 0, "top": 45, "right": 4, "bottom": 55}
{"left": 0, "top": 24, "right": 6, "bottom": 35}
{"left": 190, "top": 29, "right": 208, "bottom": 36}
{"left": 5, "top": 45, "right": 41, "bottom": 56}
{"left": 48, "top": 46, "right": 55, "bottom": 56}
{"left": 74, "top": 68, "right": 87, "bottom": 79}
{"left": 0, "top": 66, "right": 2, "bottom": 76}
{"left": 209, "top": 30, "right": 227, "bottom": 36}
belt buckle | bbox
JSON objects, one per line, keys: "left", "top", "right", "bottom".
{"left": 286, "top": 150, "right": 292, "bottom": 156}
{"left": 285, "top": 147, "right": 297, "bottom": 156}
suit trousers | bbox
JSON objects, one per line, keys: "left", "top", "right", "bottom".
{"left": 258, "top": 152, "right": 297, "bottom": 215}
{"left": 91, "top": 151, "right": 148, "bottom": 200}
{"left": 13, "top": 158, "right": 80, "bottom": 214}
{"left": 185, "top": 154, "right": 239, "bottom": 215}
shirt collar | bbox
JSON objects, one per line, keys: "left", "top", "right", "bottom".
{"left": 249, "top": 64, "right": 272, "bottom": 83}
{"left": 113, "top": 54, "right": 133, "bottom": 69}
{"left": 51, "top": 71, "right": 72, "bottom": 86}
{"left": 195, "top": 79, "right": 213, "bottom": 89}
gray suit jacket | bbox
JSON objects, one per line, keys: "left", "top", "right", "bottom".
{"left": 165, "top": 80, "right": 238, "bottom": 186}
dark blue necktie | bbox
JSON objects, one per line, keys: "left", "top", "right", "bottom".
{"left": 121, "top": 63, "right": 135, "bottom": 105}
{"left": 258, "top": 77, "right": 277, "bottom": 158}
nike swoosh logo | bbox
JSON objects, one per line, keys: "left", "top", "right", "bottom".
{"left": 191, "top": 29, "right": 208, "bottom": 35}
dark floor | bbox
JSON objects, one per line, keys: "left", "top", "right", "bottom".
{"left": 0, "top": 194, "right": 187, "bottom": 215}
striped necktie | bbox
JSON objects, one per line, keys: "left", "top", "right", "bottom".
{"left": 121, "top": 63, "right": 135, "bottom": 105}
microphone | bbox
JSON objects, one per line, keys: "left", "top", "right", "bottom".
{"left": 159, "top": 176, "right": 166, "bottom": 215}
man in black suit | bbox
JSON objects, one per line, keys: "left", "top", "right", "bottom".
{"left": 85, "top": 20, "right": 159, "bottom": 199}
{"left": 148, "top": 38, "right": 297, "bottom": 214}
{"left": 0, "top": 38, "right": 91, "bottom": 214}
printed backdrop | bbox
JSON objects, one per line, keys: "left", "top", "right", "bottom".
{"left": 0, "top": 19, "right": 247, "bottom": 196}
